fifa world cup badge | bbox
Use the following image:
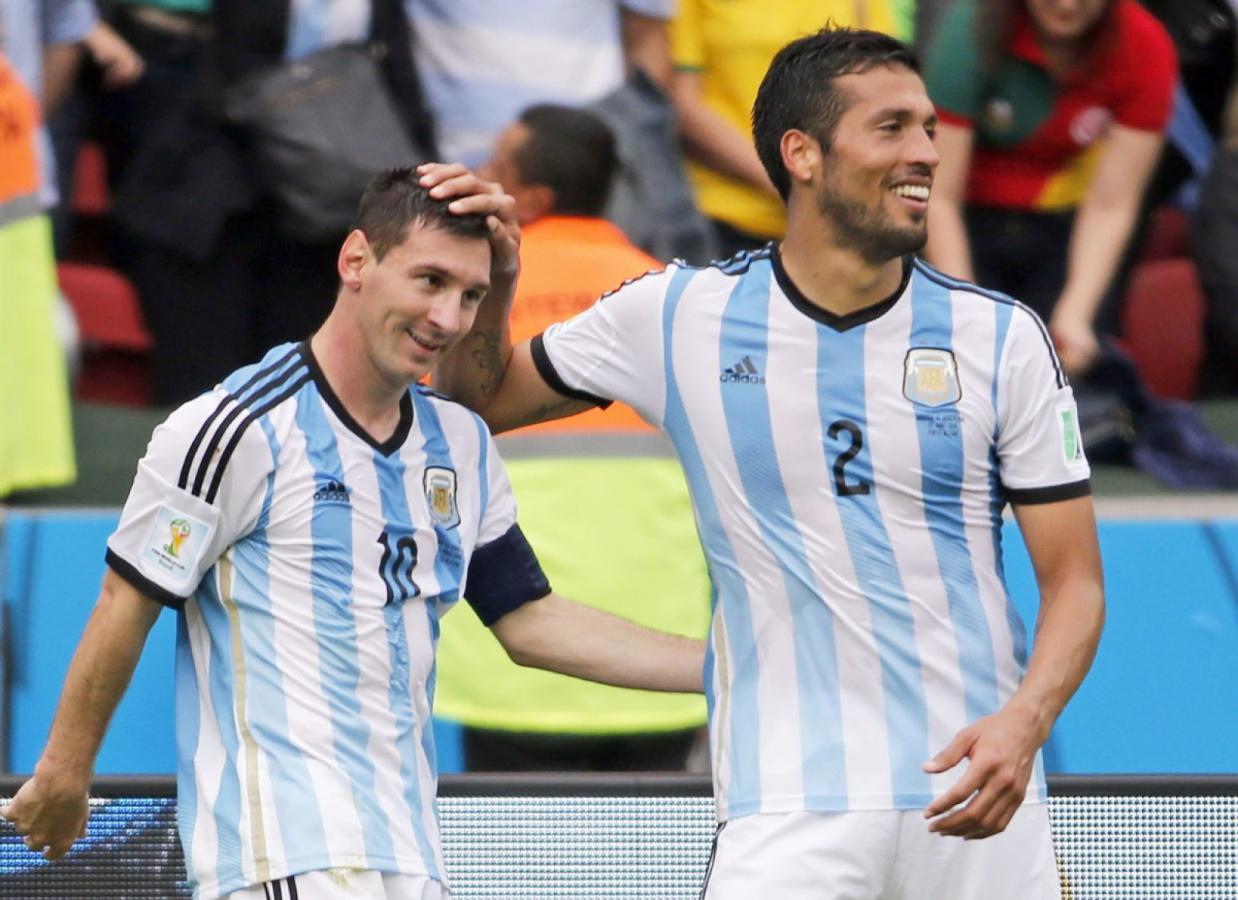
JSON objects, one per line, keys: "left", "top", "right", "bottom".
{"left": 1058, "top": 405, "right": 1083, "bottom": 463}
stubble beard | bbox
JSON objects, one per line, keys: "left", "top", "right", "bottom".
{"left": 816, "top": 179, "right": 928, "bottom": 266}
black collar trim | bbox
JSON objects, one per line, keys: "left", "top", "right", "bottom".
{"left": 771, "top": 246, "right": 913, "bottom": 332}
{"left": 299, "top": 342, "right": 413, "bottom": 456}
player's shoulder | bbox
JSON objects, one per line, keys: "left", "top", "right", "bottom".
{"left": 594, "top": 244, "right": 776, "bottom": 304}
{"left": 911, "top": 258, "right": 1060, "bottom": 354}
{"left": 914, "top": 260, "right": 1067, "bottom": 387}
{"left": 152, "top": 344, "right": 308, "bottom": 497}
{"left": 912, "top": 257, "right": 1052, "bottom": 325}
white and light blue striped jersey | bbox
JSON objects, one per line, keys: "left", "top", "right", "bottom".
{"left": 534, "top": 247, "right": 1091, "bottom": 821}
{"left": 106, "top": 342, "right": 525, "bottom": 899}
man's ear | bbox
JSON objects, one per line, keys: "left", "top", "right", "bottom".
{"left": 517, "top": 184, "right": 557, "bottom": 225}
{"left": 781, "top": 129, "right": 822, "bottom": 188}
{"left": 338, "top": 230, "right": 370, "bottom": 291}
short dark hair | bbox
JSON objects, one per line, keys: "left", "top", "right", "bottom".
{"left": 513, "top": 104, "right": 619, "bottom": 217}
{"left": 753, "top": 28, "right": 920, "bottom": 200}
{"left": 352, "top": 167, "right": 491, "bottom": 260}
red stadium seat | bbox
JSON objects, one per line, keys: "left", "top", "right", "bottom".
{"left": 71, "top": 141, "right": 110, "bottom": 217}
{"left": 1137, "top": 206, "right": 1190, "bottom": 262}
{"left": 57, "top": 262, "right": 154, "bottom": 406}
{"left": 1120, "top": 258, "right": 1205, "bottom": 401}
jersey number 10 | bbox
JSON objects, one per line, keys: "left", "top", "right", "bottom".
{"left": 377, "top": 531, "right": 421, "bottom": 605}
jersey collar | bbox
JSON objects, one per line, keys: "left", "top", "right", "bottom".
{"left": 299, "top": 342, "right": 414, "bottom": 456}
{"left": 771, "top": 245, "right": 913, "bottom": 332}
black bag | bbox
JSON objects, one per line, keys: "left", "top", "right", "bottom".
{"left": 224, "top": 42, "right": 425, "bottom": 243}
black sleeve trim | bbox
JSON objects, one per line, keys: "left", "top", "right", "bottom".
{"left": 529, "top": 334, "right": 613, "bottom": 410}
{"left": 1006, "top": 479, "right": 1092, "bottom": 505}
{"left": 105, "top": 549, "right": 186, "bottom": 611}
{"left": 464, "top": 524, "right": 552, "bottom": 626}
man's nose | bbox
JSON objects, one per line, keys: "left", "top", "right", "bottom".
{"left": 909, "top": 126, "right": 940, "bottom": 170}
{"left": 427, "top": 294, "right": 463, "bottom": 334}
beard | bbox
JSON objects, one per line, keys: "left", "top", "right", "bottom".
{"left": 816, "top": 178, "right": 928, "bottom": 266}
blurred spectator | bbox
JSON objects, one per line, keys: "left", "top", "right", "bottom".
{"left": 407, "top": 0, "right": 673, "bottom": 168}
{"left": 434, "top": 105, "right": 710, "bottom": 772}
{"left": 922, "top": 0, "right": 1176, "bottom": 378}
{"left": 406, "top": 0, "right": 713, "bottom": 263}
{"left": 47, "top": 18, "right": 143, "bottom": 254}
{"left": 1193, "top": 10, "right": 1238, "bottom": 395}
{"left": 106, "top": 0, "right": 433, "bottom": 405}
{"left": 0, "top": 32, "right": 77, "bottom": 495}
{"left": 1138, "top": 0, "right": 1235, "bottom": 212}
{"left": 668, "top": 0, "right": 898, "bottom": 258}
{"left": 4, "top": 0, "right": 97, "bottom": 210}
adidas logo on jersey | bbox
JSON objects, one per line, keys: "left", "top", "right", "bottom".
{"left": 720, "top": 355, "right": 766, "bottom": 384}
{"left": 313, "top": 479, "right": 351, "bottom": 504}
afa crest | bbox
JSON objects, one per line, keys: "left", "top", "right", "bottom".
{"left": 903, "top": 348, "right": 961, "bottom": 407}
{"left": 423, "top": 466, "right": 460, "bottom": 530}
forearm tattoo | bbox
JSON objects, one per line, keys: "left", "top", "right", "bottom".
{"left": 513, "top": 396, "right": 578, "bottom": 429}
{"left": 466, "top": 330, "right": 504, "bottom": 402}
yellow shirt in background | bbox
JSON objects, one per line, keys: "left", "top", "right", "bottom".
{"left": 671, "top": 0, "right": 898, "bottom": 239}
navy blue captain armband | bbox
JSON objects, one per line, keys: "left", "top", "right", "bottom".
{"left": 464, "top": 524, "right": 552, "bottom": 626}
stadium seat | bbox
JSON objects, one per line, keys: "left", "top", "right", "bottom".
{"left": 71, "top": 141, "right": 109, "bottom": 218}
{"left": 1120, "top": 257, "right": 1206, "bottom": 400}
{"left": 57, "top": 262, "right": 153, "bottom": 406}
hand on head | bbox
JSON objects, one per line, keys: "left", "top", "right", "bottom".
{"left": 417, "top": 163, "right": 521, "bottom": 284}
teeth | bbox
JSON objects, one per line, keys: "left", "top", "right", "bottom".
{"left": 893, "top": 185, "right": 930, "bottom": 201}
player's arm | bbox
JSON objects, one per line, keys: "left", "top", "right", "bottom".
{"left": 923, "top": 496, "right": 1104, "bottom": 838}
{"left": 1050, "top": 124, "right": 1164, "bottom": 375}
{"left": 1, "top": 571, "right": 162, "bottom": 859}
{"left": 464, "top": 516, "right": 704, "bottom": 693}
{"left": 489, "top": 592, "right": 705, "bottom": 694}
{"left": 419, "top": 163, "right": 595, "bottom": 433}
{"left": 452, "top": 338, "right": 595, "bottom": 435}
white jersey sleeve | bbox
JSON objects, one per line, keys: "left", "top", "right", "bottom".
{"left": 996, "top": 306, "right": 1092, "bottom": 502}
{"left": 531, "top": 266, "right": 676, "bottom": 426}
{"left": 106, "top": 390, "right": 272, "bottom": 606}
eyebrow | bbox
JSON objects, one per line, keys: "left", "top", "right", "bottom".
{"left": 411, "top": 263, "right": 491, "bottom": 294}
{"left": 871, "top": 107, "right": 938, "bottom": 127}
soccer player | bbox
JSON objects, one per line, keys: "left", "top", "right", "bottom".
{"left": 1, "top": 169, "right": 705, "bottom": 900}
{"left": 432, "top": 28, "right": 1105, "bottom": 900}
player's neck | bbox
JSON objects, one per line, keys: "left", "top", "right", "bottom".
{"left": 310, "top": 316, "right": 407, "bottom": 441}
{"left": 779, "top": 220, "right": 906, "bottom": 318}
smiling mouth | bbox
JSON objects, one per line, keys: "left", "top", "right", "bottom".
{"left": 406, "top": 329, "right": 446, "bottom": 354}
{"left": 891, "top": 184, "right": 931, "bottom": 202}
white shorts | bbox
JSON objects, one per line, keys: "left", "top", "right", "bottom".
{"left": 701, "top": 803, "right": 1060, "bottom": 900}
{"left": 223, "top": 870, "right": 447, "bottom": 900}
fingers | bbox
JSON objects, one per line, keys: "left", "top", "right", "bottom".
{"left": 45, "top": 838, "right": 78, "bottom": 861}
{"left": 922, "top": 726, "right": 973, "bottom": 775}
{"left": 418, "top": 164, "right": 501, "bottom": 203}
{"left": 925, "top": 758, "right": 1027, "bottom": 839}
{"left": 926, "top": 784, "right": 1021, "bottom": 840}
{"left": 923, "top": 764, "right": 982, "bottom": 821}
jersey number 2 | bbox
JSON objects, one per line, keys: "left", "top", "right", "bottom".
{"left": 828, "top": 419, "right": 870, "bottom": 497}
{"left": 378, "top": 531, "right": 421, "bottom": 605}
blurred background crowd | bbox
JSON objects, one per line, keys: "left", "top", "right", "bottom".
{"left": 3, "top": 0, "right": 1238, "bottom": 772}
